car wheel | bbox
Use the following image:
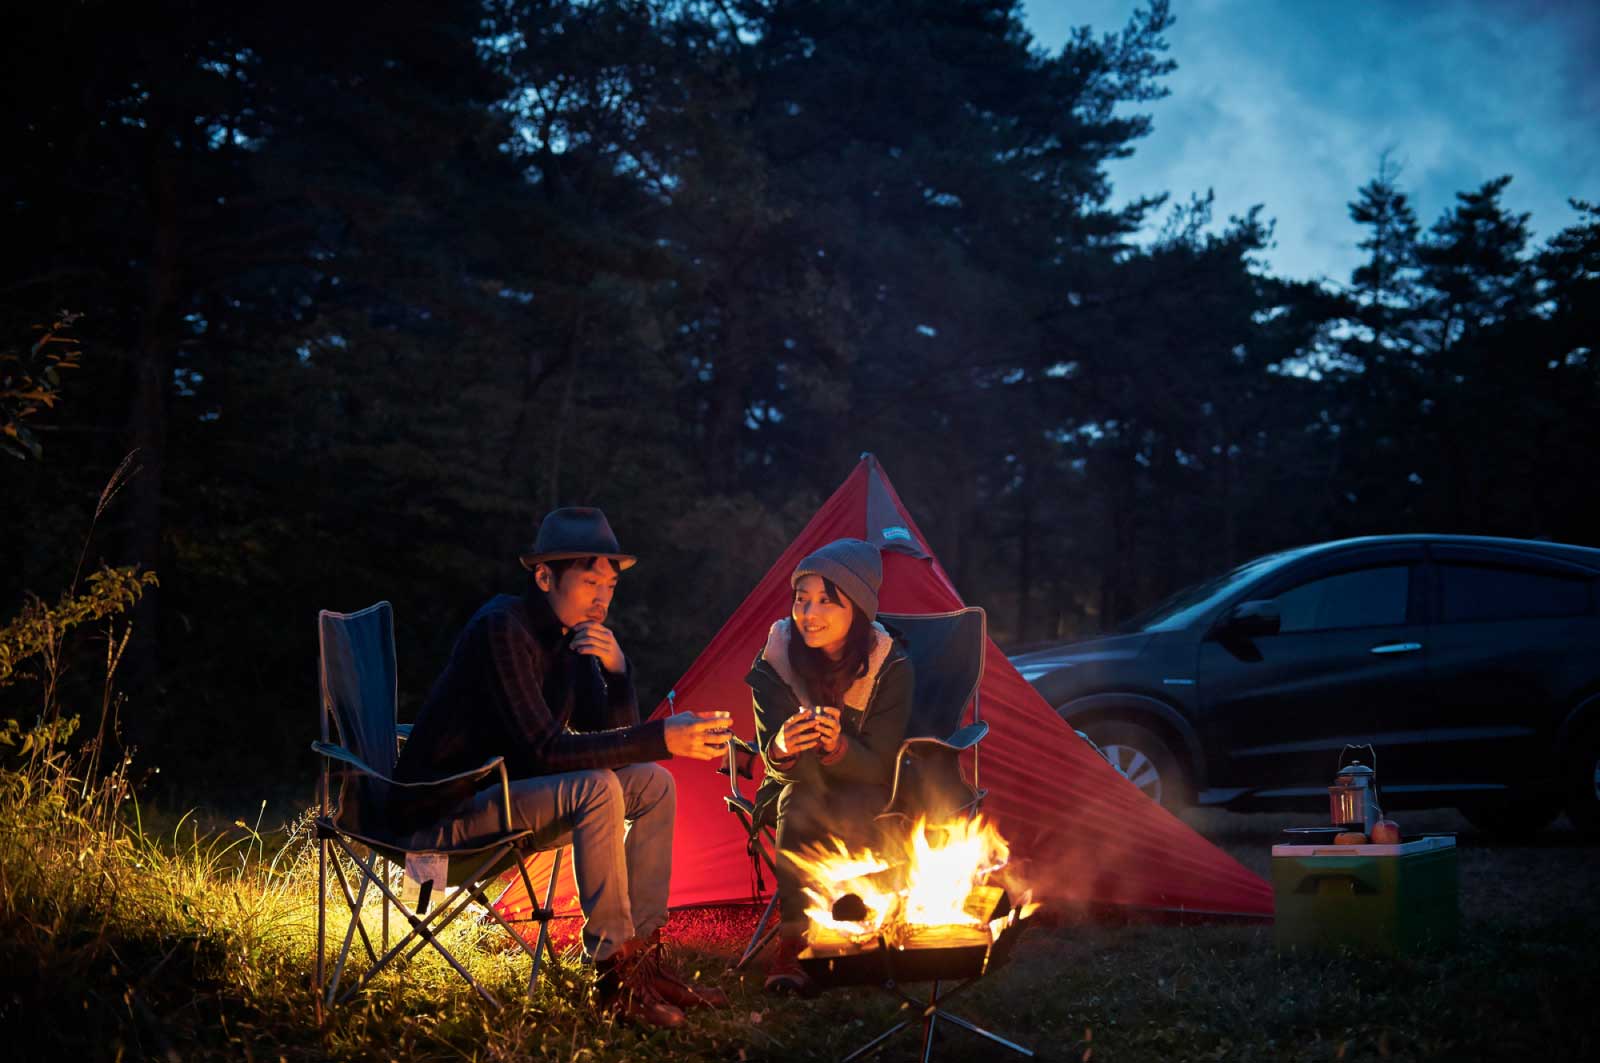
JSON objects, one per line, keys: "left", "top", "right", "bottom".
{"left": 1458, "top": 796, "right": 1561, "bottom": 839}
{"left": 1081, "top": 721, "right": 1190, "bottom": 810}
{"left": 1565, "top": 729, "right": 1600, "bottom": 838}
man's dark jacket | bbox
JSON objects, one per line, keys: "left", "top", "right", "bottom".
{"left": 394, "top": 590, "right": 669, "bottom": 804}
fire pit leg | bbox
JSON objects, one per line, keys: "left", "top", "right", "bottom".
{"left": 837, "top": 977, "right": 1034, "bottom": 1062}
{"left": 919, "top": 980, "right": 941, "bottom": 1063}
{"left": 926, "top": 1009, "right": 1034, "bottom": 1057}
{"left": 839, "top": 1015, "right": 915, "bottom": 1063}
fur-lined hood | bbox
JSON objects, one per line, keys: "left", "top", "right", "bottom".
{"left": 759, "top": 617, "right": 895, "bottom": 711}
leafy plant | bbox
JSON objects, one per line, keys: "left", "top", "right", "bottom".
{"left": 0, "top": 312, "right": 82, "bottom": 461}
{"left": 0, "top": 565, "right": 159, "bottom": 690}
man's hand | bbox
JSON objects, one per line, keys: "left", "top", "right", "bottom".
{"left": 813, "top": 706, "right": 843, "bottom": 754}
{"left": 571, "top": 620, "right": 626, "bottom": 674}
{"left": 664, "top": 710, "right": 732, "bottom": 760}
{"left": 775, "top": 708, "right": 822, "bottom": 757}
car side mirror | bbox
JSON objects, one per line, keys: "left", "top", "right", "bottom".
{"left": 1221, "top": 600, "right": 1281, "bottom": 639}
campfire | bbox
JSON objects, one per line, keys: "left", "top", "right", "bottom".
{"left": 793, "top": 815, "right": 1039, "bottom": 985}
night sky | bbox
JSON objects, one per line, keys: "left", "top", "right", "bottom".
{"left": 1024, "top": 0, "right": 1600, "bottom": 282}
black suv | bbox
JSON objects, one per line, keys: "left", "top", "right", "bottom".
{"left": 1009, "top": 535, "right": 1600, "bottom": 834}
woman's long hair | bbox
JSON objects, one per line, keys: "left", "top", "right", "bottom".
{"left": 787, "top": 577, "right": 876, "bottom": 707}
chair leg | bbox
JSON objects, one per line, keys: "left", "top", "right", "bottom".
{"left": 461, "top": 848, "right": 565, "bottom": 999}
{"left": 396, "top": 851, "right": 506, "bottom": 965}
{"left": 332, "top": 840, "right": 507, "bottom": 1010}
{"left": 329, "top": 853, "right": 379, "bottom": 965}
{"left": 735, "top": 892, "right": 782, "bottom": 971}
{"left": 327, "top": 850, "right": 377, "bottom": 1006}
{"left": 315, "top": 835, "right": 327, "bottom": 1002}
{"left": 529, "top": 848, "right": 562, "bottom": 994}
{"left": 345, "top": 880, "right": 501, "bottom": 1011}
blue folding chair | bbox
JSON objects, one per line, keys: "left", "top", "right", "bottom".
{"left": 313, "top": 601, "right": 562, "bottom": 1010}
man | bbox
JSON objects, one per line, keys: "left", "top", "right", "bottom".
{"left": 394, "top": 507, "right": 732, "bottom": 1028}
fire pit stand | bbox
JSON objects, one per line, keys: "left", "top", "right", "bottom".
{"left": 840, "top": 976, "right": 1035, "bottom": 1063}
{"left": 800, "top": 918, "right": 1035, "bottom": 1062}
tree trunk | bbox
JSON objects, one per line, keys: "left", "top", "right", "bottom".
{"left": 1098, "top": 455, "right": 1127, "bottom": 628}
{"left": 705, "top": 309, "right": 745, "bottom": 494}
{"left": 546, "top": 354, "right": 578, "bottom": 509}
{"left": 121, "top": 156, "right": 182, "bottom": 747}
{"left": 1219, "top": 437, "right": 1237, "bottom": 568}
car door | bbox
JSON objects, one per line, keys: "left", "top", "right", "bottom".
{"left": 1197, "top": 546, "right": 1428, "bottom": 795}
{"left": 1379, "top": 544, "right": 1599, "bottom": 792}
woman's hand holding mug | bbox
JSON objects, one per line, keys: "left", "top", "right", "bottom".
{"left": 775, "top": 707, "right": 821, "bottom": 756}
{"left": 813, "top": 706, "right": 842, "bottom": 753}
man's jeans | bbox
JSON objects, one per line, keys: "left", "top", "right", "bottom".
{"left": 407, "top": 763, "right": 675, "bottom": 962}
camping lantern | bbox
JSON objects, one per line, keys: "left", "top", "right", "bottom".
{"left": 1329, "top": 758, "right": 1382, "bottom": 834}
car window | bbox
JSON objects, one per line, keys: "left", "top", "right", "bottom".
{"left": 1439, "top": 563, "right": 1593, "bottom": 623}
{"left": 1271, "top": 566, "right": 1411, "bottom": 633}
{"left": 1117, "top": 550, "right": 1302, "bottom": 633}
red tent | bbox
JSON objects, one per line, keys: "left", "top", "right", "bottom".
{"left": 500, "top": 454, "right": 1272, "bottom": 923}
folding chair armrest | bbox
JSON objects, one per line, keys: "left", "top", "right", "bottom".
{"left": 718, "top": 735, "right": 760, "bottom": 782}
{"left": 395, "top": 723, "right": 413, "bottom": 747}
{"left": 944, "top": 720, "right": 988, "bottom": 749}
{"left": 312, "top": 742, "right": 516, "bottom": 834}
{"left": 313, "top": 740, "right": 508, "bottom": 791}
{"left": 312, "top": 740, "right": 385, "bottom": 778}
{"left": 898, "top": 720, "right": 989, "bottom": 757}
{"left": 491, "top": 759, "right": 514, "bottom": 833}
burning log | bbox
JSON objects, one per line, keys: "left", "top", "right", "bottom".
{"left": 793, "top": 815, "right": 1040, "bottom": 986}
{"left": 793, "top": 814, "right": 1020, "bottom": 939}
{"left": 831, "top": 893, "right": 871, "bottom": 923}
{"left": 963, "top": 883, "right": 1010, "bottom": 924}
{"left": 793, "top": 815, "right": 1042, "bottom": 1059}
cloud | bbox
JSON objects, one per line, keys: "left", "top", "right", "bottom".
{"left": 1023, "top": 0, "right": 1600, "bottom": 280}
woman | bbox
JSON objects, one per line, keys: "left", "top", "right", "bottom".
{"left": 747, "top": 538, "right": 913, "bottom": 993}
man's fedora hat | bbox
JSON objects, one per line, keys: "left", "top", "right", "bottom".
{"left": 520, "top": 507, "right": 637, "bottom": 571}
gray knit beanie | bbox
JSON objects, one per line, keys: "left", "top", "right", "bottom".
{"left": 791, "top": 538, "right": 883, "bottom": 621}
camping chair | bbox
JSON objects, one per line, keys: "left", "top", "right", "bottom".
{"left": 717, "top": 730, "right": 783, "bottom": 970}
{"left": 719, "top": 606, "right": 989, "bottom": 969}
{"left": 313, "top": 602, "right": 563, "bottom": 1011}
{"left": 874, "top": 607, "right": 989, "bottom": 826}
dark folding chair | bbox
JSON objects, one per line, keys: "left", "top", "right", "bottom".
{"left": 719, "top": 606, "right": 989, "bottom": 968}
{"left": 718, "top": 734, "right": 783, "bottom": 970}
{"left": 313, "top": 602, "right": 562, "bottom": 1011}
{"left": 874, "top": 607, "right": 989, "bottom": 827}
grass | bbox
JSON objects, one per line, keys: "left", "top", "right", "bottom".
{"left": 2, "top": 748, "right": 1596, "bottom": 1063}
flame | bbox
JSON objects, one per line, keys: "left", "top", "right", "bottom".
{"left": 792, "top": 815, "right": 1013, "bottom": 944}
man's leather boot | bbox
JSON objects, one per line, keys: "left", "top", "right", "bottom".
{"left": 637, "top": 928, "right": 730, "bottom": 1009}
{"left": 594, "top": 938, "right": 686, "bottom": 1028}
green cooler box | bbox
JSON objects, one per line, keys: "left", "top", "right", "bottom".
{"left": 1272, "top": 834, "right": 1458, "bottom": 955}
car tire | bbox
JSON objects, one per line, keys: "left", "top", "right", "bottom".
{"left": 1081, "top": 721, "right": 1191, "bottom": 811}
{"left": 1458, "top": 796, "right": 1561, "bottom": 839}
{"left": 1565, "top": 728, "right": 1600, "bottom": 838}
